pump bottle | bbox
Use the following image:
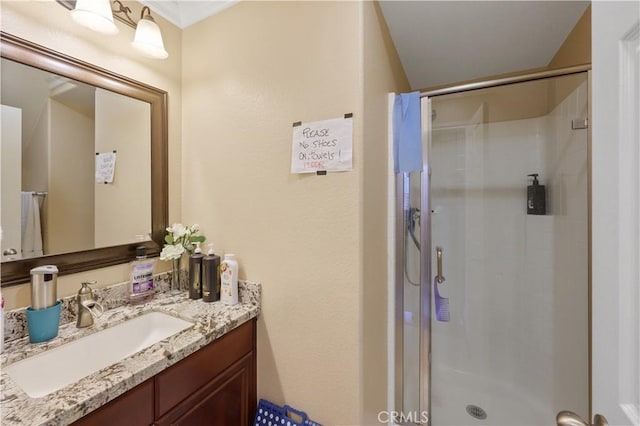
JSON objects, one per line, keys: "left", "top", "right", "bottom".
{"left": 189, "top": 242, "right": 204, "bottom": 299}
{"left": 527, "top": 174, "right": 546, "bottom": 215}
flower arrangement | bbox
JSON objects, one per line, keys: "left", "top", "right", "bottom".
{"left": 160, "top": 223, "right": 206, "bottom": 261}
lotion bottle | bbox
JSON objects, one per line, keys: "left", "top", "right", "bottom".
{"left": 220, "top": 254, "right": 238, "bottom": 305}
{"left": 202, "top": 243, "right": 221, "bottom": 303}
{"left": 188, "top": 242, "right": 203, "bottom": 299}
{"left": 129, "top": 246, "right": 155, "bottom": 305}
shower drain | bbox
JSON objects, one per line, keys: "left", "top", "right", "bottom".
{"left": 466, "top": 405, "right": 487, "bottom": 420}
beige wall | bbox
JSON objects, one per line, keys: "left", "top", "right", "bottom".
{"left": 0, "top": 106, "right": 23, "bottom": 259}
{"left": 1, "top": 0, "right": 181, "bottom": 309}
{"left": 182, "top": 2, "right": 361, "bottom": 423}
{"left": 545, "top": 5, "right": 591, "bottom": 114}
{"left": 361, "top": 2, "right": 410, "bottom": 423}
{"left": 94, "top": 88, "right": 151, "bottom": 248}
{"left": 21, "top": 100, "right": 49, "bottom": 194}
{"left": 182, "top": 1, "right": 406, "bottom": 423}
{"left": 47, "top": 98, "right": 94, "bottom": 254}
{"left": 548, "top": 5, "right": 591, "bottom": 70}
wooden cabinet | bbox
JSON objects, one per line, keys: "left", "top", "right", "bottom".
{"left": 72, "top": 320, "right": 256, "bottom": 426}
{"left": 156, "top": 353, "right": 254, "bottom": 425}
{"left": 71, "top": 378, "right": 154, "bottom": 426}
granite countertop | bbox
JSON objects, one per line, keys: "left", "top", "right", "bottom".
{"left": 0, "top": 279, "right": 261, "bottom": 426}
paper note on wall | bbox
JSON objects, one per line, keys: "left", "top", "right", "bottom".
{"left": 291, "top": 116, "right": 353, "bottom": 173}
{"left": 95, "top": 152, "right": 117, "bottom": 183}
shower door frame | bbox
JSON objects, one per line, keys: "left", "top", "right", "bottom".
{"left": 394, "top": 63, "right": 592, "bottom": 425}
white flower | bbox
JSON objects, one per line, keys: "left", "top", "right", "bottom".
{"left": 160, "top": 244, "right": 185, "bottom": 261}
{"left": 167, "top": 223, "right": 188, "bottom": 239}
{"left": 162, "top": 222, "right": 205, "bottom": 261}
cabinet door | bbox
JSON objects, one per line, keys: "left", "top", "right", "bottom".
{"left": 156, "top": 352, "right": 255, "bottom": 426}
{"left": 71, "top": 378, "right": 154, "bottom": 426}
{"left": 155, "top": 320, "right": 255, "bottom": 418}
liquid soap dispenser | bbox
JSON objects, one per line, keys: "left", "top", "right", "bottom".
{"left": 527, "top": 174, "right": 546, "bottom": 215}
{"left": 189, "top": 242, "right": 203, "bottom": 299}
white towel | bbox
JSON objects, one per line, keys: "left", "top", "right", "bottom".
{"left": 21, "top": 192, "right": 43, "bottom": 258}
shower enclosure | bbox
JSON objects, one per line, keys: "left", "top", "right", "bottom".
{"left": 394, "top": 67, "right": 590, "bottom": 425}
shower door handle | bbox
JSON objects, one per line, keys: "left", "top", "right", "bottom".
{"left": 556, "top": 411, "right": 608, "bottom": 426}
{"left": 436, "top": 246, "right": 445, "bottom": 283}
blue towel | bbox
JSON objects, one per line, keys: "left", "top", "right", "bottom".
{"left": 393, "top": 92, "right": 423, "bottom": 173}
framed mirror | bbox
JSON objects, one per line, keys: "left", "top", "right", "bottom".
{"left": 0, "top": 32, "right": 168, "bottom": 286}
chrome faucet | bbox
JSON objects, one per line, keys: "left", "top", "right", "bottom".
{"left": 76, "top": 281, "right": 104, "bottom": 328}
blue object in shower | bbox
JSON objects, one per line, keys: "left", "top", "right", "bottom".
{"left": 393, "top": 92, "right": 423, "bottom": 173}
{"left": 434, "top": 277, "right": 450, "bottom": 322}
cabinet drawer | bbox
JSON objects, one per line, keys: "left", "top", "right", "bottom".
{"left": 156, "top": 320, "right": 255, "bottom": 417}
{"left": 71, "top": 378, "right": 154, "bottom": 426}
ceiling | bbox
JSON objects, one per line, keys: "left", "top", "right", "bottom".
{"left": 140, "top": 0, "right": 238, "bottom": 28}
{"left": 143, "top": 0, "right": 589, "bottom": 90}
{"left": 378, "top": 1, "right": 590, "bottom": 89}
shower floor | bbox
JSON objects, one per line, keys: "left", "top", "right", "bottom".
{"left": 430, "top": 365, "right": 549, "bottom": 426}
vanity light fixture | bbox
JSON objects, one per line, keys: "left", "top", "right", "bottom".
{"left": 71, "top": 0, "right": 118, "bottom": 35}
{"left": 130, "top": 7, "right": 169, "bottom": 59}
{"left": 59, "top": 0, "right": 168, "bottom": 59}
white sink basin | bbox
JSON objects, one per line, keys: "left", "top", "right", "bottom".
{"left": 4, "top": 311, "right": 193, "bottom": 398}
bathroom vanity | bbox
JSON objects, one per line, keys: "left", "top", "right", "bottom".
{"left": 0, "top": 280, "right": 261, "bottom": 425}
{"left": 73, "top": 319, "right": 256, "bottom": 425}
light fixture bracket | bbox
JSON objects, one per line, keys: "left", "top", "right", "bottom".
{"left": 57, "top": 0, "right": 168, "bottom": 59}
{"left": 57, "top": 0, "right": 140, "bottom": 30}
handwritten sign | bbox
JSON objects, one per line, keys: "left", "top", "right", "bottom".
{"left": 291, "top": 117, "right": 352, "bottom": 173}
{"left": 95, "top": 152, "right": 117, "bottom": 183}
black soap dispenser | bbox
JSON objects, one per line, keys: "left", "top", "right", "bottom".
{"left": 188, "top": 242, "right": 204, "bottom": 299}
{"left": 527, "top": 174, "right": 546, "bottom": 215}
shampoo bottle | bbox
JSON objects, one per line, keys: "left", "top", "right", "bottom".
{"left": 202, "top": 243, "right": 221, "bottom": 303}
{"left": 220, "top": 254, "right": 238, "bottom": 305}
{"left": 527, "top": 174, "right": 546, "bottom": 215}
{"left": 189, "top": 242, "right": 203, "bottom": 300}
{"left": 129, "top": 246, "right": 155, "bottom": 304}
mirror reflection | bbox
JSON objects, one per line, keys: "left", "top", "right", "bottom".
{"left": 1, "top": 58, "right": 152, "bottom": 263}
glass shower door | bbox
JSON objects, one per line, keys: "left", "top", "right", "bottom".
{"left": 427, "top": 73, "right": 589, "bottom": 426}
{"left": 397, "top": 170, "right": 425, "bottom": 422}
{"left": 395, "top": 96, "right": 433, "bottom": 425}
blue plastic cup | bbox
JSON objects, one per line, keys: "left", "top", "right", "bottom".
{"left": 26, "top": 301, "right": 61, "bottom": 343}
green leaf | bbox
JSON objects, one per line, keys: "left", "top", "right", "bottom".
{"left": 165, "top": 235, "right": 174, "bottom": 244}
{"left": 189, "top": 235, "right": 206, "bottom": 243}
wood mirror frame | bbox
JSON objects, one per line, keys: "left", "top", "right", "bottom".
{"left": 0, "top": 32, "right": 168, "bottom": 286}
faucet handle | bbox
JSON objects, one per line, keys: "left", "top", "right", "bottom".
{"left": 79, "top": 281, "right": 97, "bottom": 294}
